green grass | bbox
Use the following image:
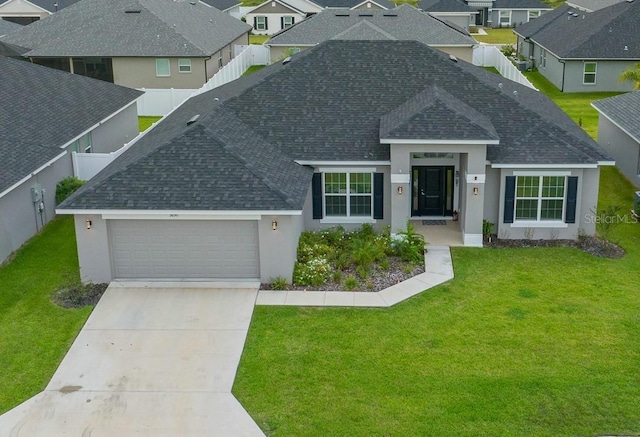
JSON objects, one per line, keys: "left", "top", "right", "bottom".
{"left": 242, "top": 65, "right": 266, "bottom": 76}
{"left": 524, "top": 71, "right": 623, "bottom": 140}
{"left": 474, "top": 28, "right": 517, "bottom": 45}
{"left": 0, "top": 217, "right": 92, "bottom": 414}
{"left": 234, "top": 167, "right": 640, "bottom": 435}
{"left": 482, "top": 66, "right": 500, "bottom": 75}
{"left": 249, "top": 35, "right": 269, "bottom": 45}
{"left": 138, "top": 116, "right": 162, "bottom": 132}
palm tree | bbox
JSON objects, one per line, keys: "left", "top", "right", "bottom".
{"left": 619, "top": 63, "right": 640, "bottom": 90}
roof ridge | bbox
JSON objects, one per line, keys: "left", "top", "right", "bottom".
{"left": 331, "top": 19, "right": 398, "bottom": 40}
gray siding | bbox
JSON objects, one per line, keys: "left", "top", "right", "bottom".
{"left": 258, "top": 214, "right": 303, "bottom": 282}
{"left": 430, "top": 13, "right": 471, "bottom": 30}
{"left": 562, "top": 60, "right": 637, "bottom": 93}
{"left": 0, "top": 154, "right": 72, "bottom": 262}
{"left": 597, "top": 116, "right": 640, "bottom": 186}
{"left": 483, "top": 165, "right": 500, "bottom": 226}
{"left": 91, "top": 103, "right": 140, "bottom": 153}
{"left": 533, "top": 47, "right": 565, "bottom": 90}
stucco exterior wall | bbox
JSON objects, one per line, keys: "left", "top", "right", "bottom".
{"left": 0, "top": 154, "right": 72, "bottom": 262}
{"left": 0, "top": 0, "right": 49, "bottom": 19}
{"left": 302, "top": 165, "right": 392, "bottom": 232}
{"left": 597, "top": 116, "right": 640, "bottom": 186}
{"left": 496, "top": 167, "right": 600, "bottom": 240}
{"left": 258, "top": 214, "right": 303, "bottom": 282}
{"left": 483, "top": 165, "right": 500, "bottom": 226}
{"left": 112, "top": 57, "right": 208, "bottom": 89}
{"left": 428, "top": 13, "right": 472, "bottom": 30}
{"left": 74, "top": 214, "right": 113, "bottom": 283}
{"left": 90, "top": 103, "right": 140, "bottom": 153}
{"left": 432, "top": 46, "right": 474, "bottom": 63}
{"left": 562, "top": 60, "right": 637, "bottom": 93}
{"left": 246, "top": 9, "right": 305, "bottom": 35}
{"left": 533, "top": 47, "right": 565, "bottom": 90}
{"left": 205, "top": 34, "right": 250, "bottom": 78}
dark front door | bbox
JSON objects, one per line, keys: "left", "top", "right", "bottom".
{"left": 412, "top": 166, "right": 454, "bottom": 217}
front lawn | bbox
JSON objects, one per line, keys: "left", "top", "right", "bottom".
{"left": 249, "top": 35, "right": 269, "bottom": 45}
{"left": 524, "top": 71, "right": 622, "bottom": 140}
{"left": 0, "top": 217, "right": 92, "bottom": 414}
{"left": 474, "top": 28, "right": 517, "bottom": 45}
{"left": 233, "top": 167, "right": 640, "bottom": 436}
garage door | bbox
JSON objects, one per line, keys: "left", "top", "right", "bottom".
{"left": 109, "top": 220, "right": 259, "bottom": 279}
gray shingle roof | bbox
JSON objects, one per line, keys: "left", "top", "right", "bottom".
{"left": 592, "top": 91, "right": 640, "bottom": 143}
{"left": 61, "top": 40, "right": 610, "bottom": 212}
{"left": 492, "top": 0, "right": 551, "bottom": 9}
{"left": 0, "top": 56, "right": 142, "bottom": 194}
{"left": 0, "top": 19, "right": 22, "bottom": 36}
{"left": 267, "top": 4, "right": 474, "bottom": 46}
{"left": 515, "top": 1, "right": 640, "bottom": 59}
{"left": 199, "top": 0, "right": 241, "bottom": 11}
{"left": 310, "top": 0, "right": 395, "bottom": 8}
{"left": 0, "top": 0, "right": 251, "bottom": 57}
{"left": 418, "top": 0, "right": 475, "bottom": 13}
{"left": 565, "top": 0, "right": 625, "bottom": 12}
{"left": 0, "top": 0, "right": 81, "bottom": 13}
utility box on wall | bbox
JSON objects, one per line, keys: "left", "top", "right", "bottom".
{"left": 30, "top": 183, "right": 43, "bottom": 203}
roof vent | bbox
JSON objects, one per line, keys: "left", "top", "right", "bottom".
{"left": 626, "top": 0, "right": 634, "bottom": 3}
{"left": 498, "top": 82, "right": 503, "bottom": 89}
{"left": 125, "top": 9, "right": 141, "bottom": 13}
{"left": 187, "top": 114, "right": 200, "bottom": 125}
{"left": 335, "top": 12, "right": 350, "bottom": 16}
{"left": 513, "top": 90, "right": 518, "bottom": 97}
{"left": 358, "top": 12, "right": 373, "bottom": 16}
{"left": 624, "top": 45, "right": 629, "bottom": 50}
{"left": 383, "top": 12, "right": 398, "bottom": 16}
{"left": 572, "top": 13, "right": 578, "bottom": 16}
{"left": 190, "top": 0, "right": 196, "bottom": 4}
{"left": 282, "top": 56, "right": 291, "bottom": 64}
{"left": 449, "top": 54, "right": 457, "bottom": 62}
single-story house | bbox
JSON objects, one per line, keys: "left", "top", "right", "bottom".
{"left": 565, "top": 0, "right": 625, "bottom": 12}
{"left": 417, "top": 0, "right": 477, "bottom": 31}
{"left": 515, "top": 2, "right": 640, "bottom": 92}
{"left": 592, "top": 91, "right": 640, "bottom": 186}
{"left": 246, "top": 0, "right": 395, "bottom": 35}
{"left": 488, "top": 0, "right": 551, "bottom": 28}
{"left": 0, "top": 0, "right": 251, "bottom": 89}
{"left": 265, "top": 5, "right": 477, "bottom": 63}
{"left": 58, "top": 40, "right": 611, "bottom": 284}
{"left": 0, "top": 0, "right": 79, "bottom": 25}
{"left": 200, "top": 0, "right": 242, "bottom": 18}
{"left": 0, "top": 56, "right": 142, "bottom": 264}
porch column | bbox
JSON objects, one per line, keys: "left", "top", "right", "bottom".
{"left": 461, "top": 148, "right": 486, "bottom": 246}
{"left": 389, "top": 145, "right": 411, "bottom": 233}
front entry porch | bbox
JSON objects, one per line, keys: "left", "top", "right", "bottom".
{"left": 411, "top": 219, "right": 464, "bottom": 246}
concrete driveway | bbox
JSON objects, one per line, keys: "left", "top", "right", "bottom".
{"left": 0, "top": 283, "right": 265, "bottom": 436}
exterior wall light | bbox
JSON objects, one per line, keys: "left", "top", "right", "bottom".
{"left": 397, "top": 186, "right": 403, "bottom": 195}
{"left": 272, "top": 220, "right": 277, "bottom": 231}
{"left": 86, "top": 219, "right": 92, "bottom": 230}
{"left": 473, "top": 187, "right": 479, "bottom": 195}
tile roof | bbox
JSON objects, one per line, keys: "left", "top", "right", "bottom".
{"left": 515, "top": 1, "right": 640, "bottom": 59}
{"left": 267, "top": 5, "right": 474, "bottom": 46}
{"left": 0, "top": 0, "right": 251, "bottom": 57}
{"left": 0, "top": 56, "right": 142, "bottom": 195}
{"left": 61, "top": 40, "right": 610, "bottom": 212}
{"left": 592, "top": 91, "right": 640, "bottom": 143}
{"left": 492, "top": 0, "right": 551, "bottom": 9}
{"left": 417, "top": 0, "right": 475, "bottom": 13}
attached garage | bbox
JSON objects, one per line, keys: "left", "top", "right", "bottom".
{"left": 109, "top": 220, "right": 260, "bottom": 280}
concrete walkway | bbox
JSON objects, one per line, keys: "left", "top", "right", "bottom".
{"left": 257, "top": 245, "right": 454, "bottom": 307}
{"left": 0, "top": 284, "right": 264, "bottom": 437}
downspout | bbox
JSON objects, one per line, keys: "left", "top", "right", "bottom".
{"left": 204, "top": 55, "right": 212, "bottom": 83}
{"left": 559, "top": 59, "right": 565, "bottom": 92}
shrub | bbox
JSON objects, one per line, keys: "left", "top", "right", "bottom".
{"left": 501, "top": 44, "right": 515, "bottom": 57}
{"left": 292, "top": 258, "right": 331, "bottom": 286}
{"left": 270, "top": 276, "right": 288, "bottom": 290}
{"left": 344, "top": 276, "right": 358, "bottom": 290}
{"left": 391, "top": 220, "right": 425, "bottom": 265}
{"left": 55, "top": 176, "right": 85, "bottom": 204}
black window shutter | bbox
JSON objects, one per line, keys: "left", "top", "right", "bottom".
{"left": 373, "top": 173, "right": 384, "bottom": 220}
{"left": 265, "top": 17, "right": 268, "bottom": 30}
{"left": 291, "top": 17, "right": 295, "bottom": 24}
{"left": 280, "top": 17, "right": 284, "bottom": 29}
{"left": 504, "top": 176, "right": 516, "bottom": 224}
{"left": 312, "top": 173, "right": 322, "bottom": 219}
{"left": 253, "top": 17, "right": 257, "bottom": 29}
{"left": 565, "top": 176, "right": 578, "bottom": 224}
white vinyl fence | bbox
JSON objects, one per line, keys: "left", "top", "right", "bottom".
{"left": 473, "top": 45, "right": 537, "bottom": 90}
{"left": 136, "top": 45, "right": 271, "bottom": 116}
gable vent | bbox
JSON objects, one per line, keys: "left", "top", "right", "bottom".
{"left": 187, "top": 114, "right": 200, "bottom": 125}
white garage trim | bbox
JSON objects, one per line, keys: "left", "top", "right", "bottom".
{"left": 109, "top": 220, "right": 260, "bottom": 280}
{"left": 57, "top": 209, "right": 303, "bottom": 218}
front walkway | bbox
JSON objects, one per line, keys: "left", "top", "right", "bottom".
{"left": 257, "top": 246, "right": 454, "bottom": 307}
{"left": 0, "top": 284, "right": 264, "bottom": 437}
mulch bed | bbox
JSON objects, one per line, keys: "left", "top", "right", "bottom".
{"left": 52, "top": 283, "right": 109, "bottom": 308}
{"left": 484, "top": 235, "right": 625, "bottom": 259}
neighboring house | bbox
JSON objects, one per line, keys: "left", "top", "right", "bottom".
{"left": 417, "top": 0, "right": 477, "bottom": 31}
{"left": 565, "top": 0, "right": 625, "bottom": 12}
{"left": 58, "top": 40, "right": 611, "bottom": 284}
{"left": 199, "top": 0, "right": 242, "bottom": 18}
{"left": 0, "top": 0, "right": 79, "bottom": 25}
{"left": 489, "top": 0, "right": 551, "bottom": 28}
{"left": 515, "top": 2, "right": 640, "bottom": 92}
{"left": 0, "top": 0, "right": 251, "bottom": 89}
{"left": 246, "top": 0, "right": 395, "bottom": 35}
{"left": 0, "top": 15, "right": 21, "bottom": 35}
{"left": 0, "top": 56, "right": 142, "bottom": 264}
{"left": 265, "top": 5, "right": 477, "bottom": 63}
{"left": 592, "top": 92, "right": 640, "bottom": 186}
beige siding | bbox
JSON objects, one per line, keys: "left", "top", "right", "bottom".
{"left": 251, "top": 1, "right": 300, "bottom": 14}
{"left": 0, "top": 0, "right": 49, "bottom": 18}
{"left": 353, "top": 1, "right": 385, "bottom": 9}
{"left": 112, "top": 57, "right": 207, "bottom": 89}
{"left": 205, "top": 33, "right": 249, "bottom": 78}
{"left": 432, "top": 46, "right": 474, "bottom": 64}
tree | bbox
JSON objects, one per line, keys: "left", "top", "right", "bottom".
{"left": 619, "top": 63, "right": 640, "bottom": 90}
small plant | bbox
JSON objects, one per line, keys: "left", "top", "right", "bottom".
{"left": 292, "top": 258, "right": 331, "bottom": 286}
{"left": 344, "top": 276, "right": 358, "bottom": 290}
{"left": 55, "top": 176, "right": 85, "bottom": 204}
{"left": 501, "top": 44, "right": 516, "bottom": 57}
{"left": 379, "top": 258, "right": 390, "bottom": 270}
{"left": 331, "top": 271, "right": 343, "bottom": 284}
{"left": 392, "top": 220, "right": 425, "bottom": 264}
{"left": 548, "top": 228, "right": 560, "bottom": 240}
{"left": 592, "top": 205, "right": 622, "bottom": 242}
{"left": 270, "top": 276, "right": 288, "bottom": 290}
{"left": 356, "top": 265, "right": 369, "bottom": 280}
{"left": 482, "top": 220, "right": 494, "bottom": 239}
{"left": 402, "top": 264, "right": 414, "bottom": 275}
{"left": 524, "top": 227, "right": 535, "bottom": 240}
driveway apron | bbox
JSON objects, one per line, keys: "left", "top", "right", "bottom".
{"left": 0, "top": 284, "right": 265, "bottom": 436}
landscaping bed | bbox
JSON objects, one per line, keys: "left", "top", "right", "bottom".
{"left": 485, "top": 235, "right": 625, "bottom": 259}
{"left": 261, "top": 224, "right": 426, "bottom": 292}
{"left": 52, "top": 282, "right": 109, "bottom": 308}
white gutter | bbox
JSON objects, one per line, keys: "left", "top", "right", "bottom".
{"left": 381, "top": 139, "right": 499, "bottom": 145}
{"left": 592, "top": 103, "right": 640, "bottom": 144}
{"left": 55, "top": 209, "right": 303, "bottom": 219}
{"left": 0, "top": 151, "right": 68, "bottom": 199}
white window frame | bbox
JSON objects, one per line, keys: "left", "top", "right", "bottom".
{"left": 514, "top": 174, "right": 567, "bottom": 224}
{"left": 539, "top": 48, "right": 546, "bottom": 69}
{"left": 255, "top": 16, "right": 267, "bottom": 31}
{"left": 321, "top": 170, "right": 374, "bottom": 223}
{"left": 528, "top": 10, "right": 540, "bottom": 20}
{"left": 583, "top": 62, "right": 597, "bottom": 85}
{"left": 155, "top": 58, "right": 170, "bottom": 77}
{"left": 218, "top": 52, "right": 223, "bottom": 68}
{"left": 177, "top": 58, "right": 191, "bottom": 73}
{"left": 282, "top": 16, "right": 294, "bottom": 29}
{"left": 499, "top": 10, "right": 511, "bottom": 26}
